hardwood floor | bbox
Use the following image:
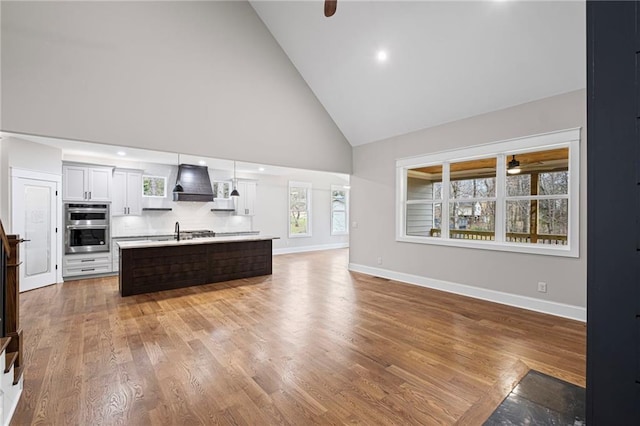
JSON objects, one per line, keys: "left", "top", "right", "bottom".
{"left": 11, "top": 248, "right": 585, "bottom": 425}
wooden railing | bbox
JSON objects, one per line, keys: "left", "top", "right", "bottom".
{"left": 429, "top": 228, "right": 567, "bottom": 245}
{"left": 0, "top": 220, "right": 24, "bottom": 383}
{"left": 0, "top": 221, "right": 8, "bottom": 337}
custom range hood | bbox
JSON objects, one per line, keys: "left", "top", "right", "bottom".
{"left": 172, "top": 164, "right": 214, "bottom": 202}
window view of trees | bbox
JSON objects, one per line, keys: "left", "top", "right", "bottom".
{"left": 289, "top": 183, "right": 311, "bottom": 236}
{"left": 505, "top": 149, "right": 569, "bottom": 244}
{"left": 403, "top": 148, "right": 569, "bottom": 245}
{"left": 450, "top": 159, "right": 496, "bottom": 235}
{"left": 398, "top": 129, "right": 578, "bottom": 255}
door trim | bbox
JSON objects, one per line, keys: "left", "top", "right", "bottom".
{"left": 10, "top": 168, "right": 63, "bottom": 284}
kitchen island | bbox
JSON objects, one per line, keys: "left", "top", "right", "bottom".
{"left": 117, "top": 235, "right": 277, "bottom": 296}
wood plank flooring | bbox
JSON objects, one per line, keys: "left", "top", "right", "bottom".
{"left": 11, "top": 248, "right": 585, "bottom": 425}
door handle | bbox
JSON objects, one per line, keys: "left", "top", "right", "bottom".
{"left": 88, "top": 191, "right": 92, "bottom": 200}
{"left": 81, "top": 259, "right": 95, "bottom": 262}
{"left": 17, "top": 239, "right": 31, "bottom": 244}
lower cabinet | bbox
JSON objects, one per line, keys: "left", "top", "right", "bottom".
{"left": 63, "top": 253, "right": 112, "bottom": 278}
{"left": 112, "top": 236, "right": 174, "bottom": 272}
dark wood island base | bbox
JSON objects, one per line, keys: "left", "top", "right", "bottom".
{"left": 119, "top": 238, "right": 273, "bottom": 296}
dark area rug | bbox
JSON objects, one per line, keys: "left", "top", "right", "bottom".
{"left": 484, "top": 370, "right": 586, "bottom": 426}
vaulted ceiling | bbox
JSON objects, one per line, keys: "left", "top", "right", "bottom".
{"left": 251, "top": 1, "right": 586, "bottom": 146}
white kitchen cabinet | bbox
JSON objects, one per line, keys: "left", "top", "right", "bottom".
{"left": 63, "top": 164, "right": 113, "bottom": 202}
{"left": 112, "top": 169, "right": 142, "bottom": 216}
{"left": 235, "top": 181, "right": 257, "bottom": 216}
{"left": 63, "top": 252, "right": 112, "bottom": 278}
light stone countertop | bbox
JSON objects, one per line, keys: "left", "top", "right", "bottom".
{"left": 112, "top": 230, "right": 260, "bottom": 239}
{"left": 116, "top": 235, "right": 278, "bottom": 250}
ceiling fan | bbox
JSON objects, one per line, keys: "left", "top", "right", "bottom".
{"left": 325, "top": 0, "right": 337, "bottom": 17}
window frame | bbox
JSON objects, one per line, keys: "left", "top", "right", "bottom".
{"left": 288, "top": 181, "right": 312, "bottom": 238}
{"left": 396, "top": 128, "right": 580, "bottom": 257}
{"left": 330, "top": 184, "right": 349, "bottom": 236}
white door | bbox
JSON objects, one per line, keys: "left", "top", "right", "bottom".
{"left": 12, "top": 176, "right": 59, "bottom": 292}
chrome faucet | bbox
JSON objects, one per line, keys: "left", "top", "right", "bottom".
{"left": 175, "top": 221, "right": 180, "bottom": 241}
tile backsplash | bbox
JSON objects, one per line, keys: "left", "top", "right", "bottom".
{"left": 112, "top": 201, "right": 252, "bottom": 237}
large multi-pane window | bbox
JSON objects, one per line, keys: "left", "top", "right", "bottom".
{"left": 396, "top": 129, "right": 580, "bottom": 257}
{"left": 289, "top": 181, "right": 312, "bottom": 237}
{"left": 330, "top": 185, "right": 349, "bottom": 235}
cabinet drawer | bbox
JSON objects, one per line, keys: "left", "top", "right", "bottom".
{"left": 64, "top": 253, "right": 111, "bottom": 267}
{"left": 64, "top": 264, "right": 113, "bottom": 277}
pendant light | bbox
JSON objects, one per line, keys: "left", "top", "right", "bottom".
{"left": 172, "top": 153, "right": 184, "bottom": 192}
{"left": 230, "top": 161, "right": 240, "bottom": 197}
{"left": 507, "top": 155, "right": 521, "bottom": 175}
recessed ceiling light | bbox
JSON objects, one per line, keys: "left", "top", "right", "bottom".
{"left": 258, "top": 167, "right": 265, "bottom": 172}
{"left": 198, "top": 160, "right": 206, "bottom": 166}
{"left": 376, "top": 50, "right": 388, "bottom": 63}
{"left": 117, "top": 151, "right": 126, "bottom": 156}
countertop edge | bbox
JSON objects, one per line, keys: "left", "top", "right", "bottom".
{"left": 117, "top": 235, "right": 279, "bottom": 249}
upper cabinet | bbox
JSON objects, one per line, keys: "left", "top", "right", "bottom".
{"left": 112, "top": 169, "right": 143, "bottom": 216}
{"left": 63, "top": 164, "right": 113, "bottom": 202}
{"left": 235, "top": 181, "right": 257, "bottom": 216}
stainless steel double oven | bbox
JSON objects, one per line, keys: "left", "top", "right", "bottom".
{"left": 64, "top": 203, "right": 110, "bottom": 254}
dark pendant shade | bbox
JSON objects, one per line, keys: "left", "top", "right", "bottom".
{"left": 231, "top": 161, "right": 240, "bottom": 197}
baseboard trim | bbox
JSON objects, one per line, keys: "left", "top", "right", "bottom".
{"left": 274, "top": 243, "right": 349, "bottom": 255}
{"left": 348, "top": 263, "right": 586, "bottom": 322}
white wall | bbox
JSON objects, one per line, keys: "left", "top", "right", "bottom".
{"left": 1, "top": 1, "right": 352, "bottom": 174}
{"left": 350, "top": 90, "right": 586, "bottom": 316}
{"left": 0, "top": 137, "right": 63, "bottom": 229}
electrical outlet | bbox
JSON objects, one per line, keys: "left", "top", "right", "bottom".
{"left": 377, "top": 257, "right": 383, "bottom": 265}
{"left": 352, "top": 221, "right": 358, "bottom": 229}
{"left": 537, "top": 281, "right": 547, "bottom": 293}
